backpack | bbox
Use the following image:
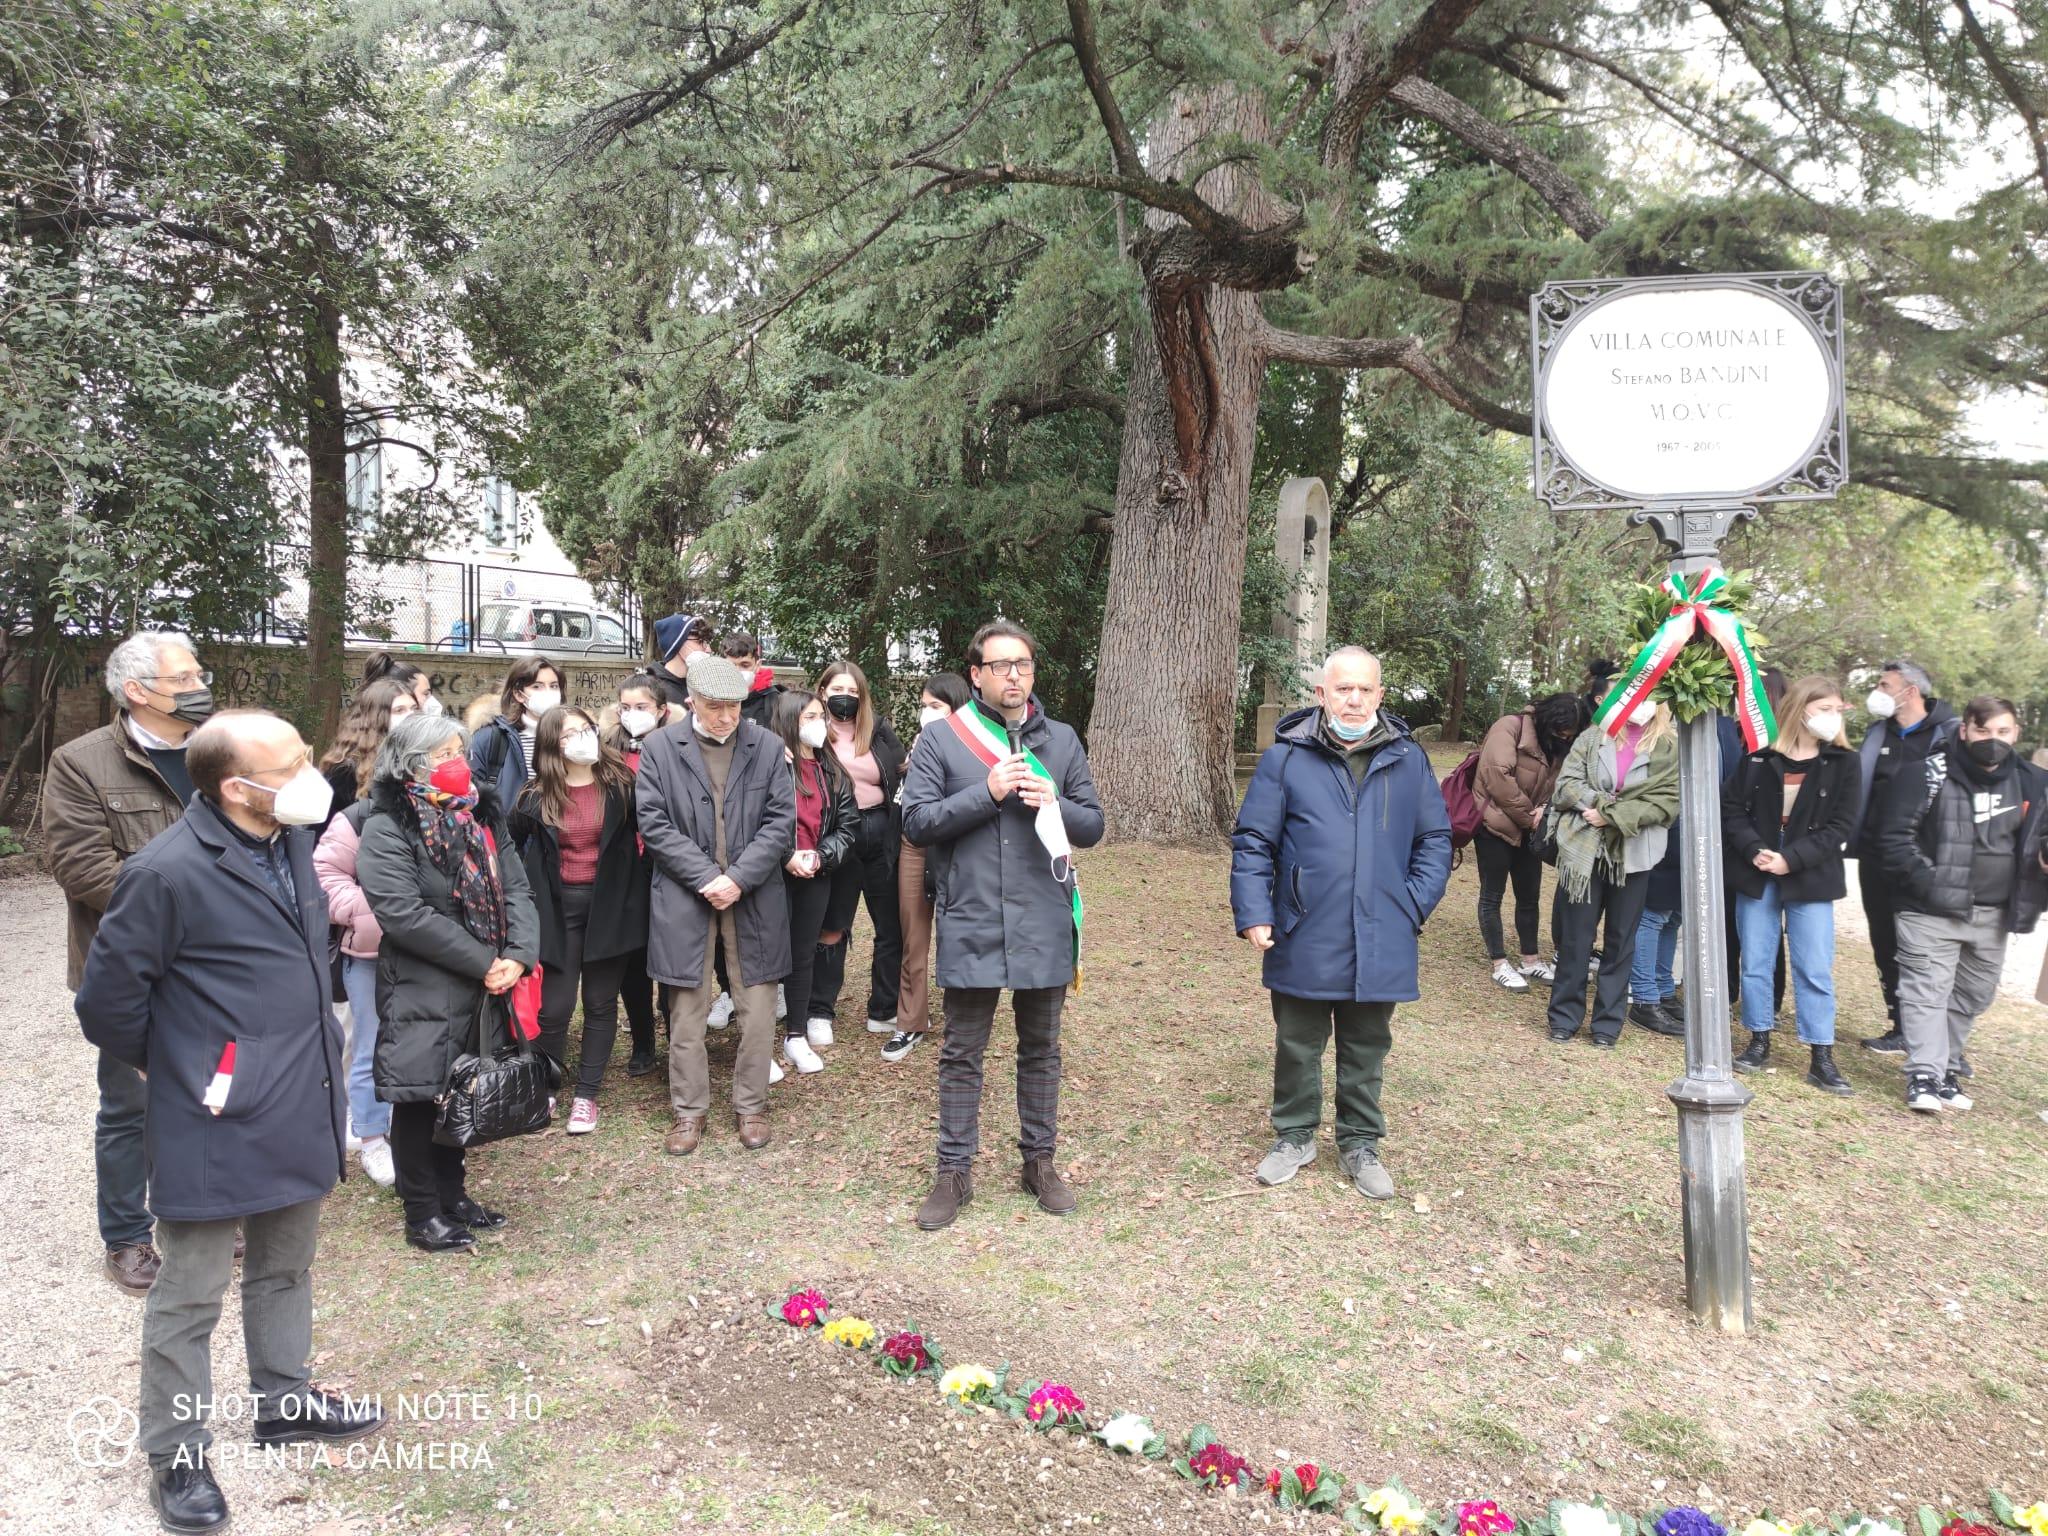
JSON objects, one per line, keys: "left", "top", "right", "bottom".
{"left": 1440, "top": 749, "right": 1487, "bottom": 850}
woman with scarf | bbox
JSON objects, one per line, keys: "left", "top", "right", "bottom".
{"left": 357, "top": 712, "right": 540, "bottom": 1254}
{"left": 1545, "top": 700, "right": 1681, "bottom": 1047}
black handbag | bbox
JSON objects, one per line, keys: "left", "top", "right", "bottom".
{"left": 433, "top": 993, "right": 561, "bottom": 1149}
{"left": 1526, "top": 806, "right": 1560, "bottom": 866}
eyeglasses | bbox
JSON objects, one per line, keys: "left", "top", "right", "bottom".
{"left": 979, "top": 659, "right": 1035, "bottom": 678}
{"left": 149, "top": 670, "right": 213, "bottom": 688}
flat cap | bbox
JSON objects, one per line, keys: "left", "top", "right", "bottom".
{"left": 686, "top": 651, "right": 751, "bottom": 703}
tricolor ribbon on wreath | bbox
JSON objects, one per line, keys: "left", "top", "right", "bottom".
{"left": 946, "top": 699, "right": 1085, "bottom": 991}
{"left": 1595, "top": 565, "right": 1778, "bottom": 751}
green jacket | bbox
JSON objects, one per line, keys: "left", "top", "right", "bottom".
{"left": 1551, "top": 722, "right": 1680, "bottom": 901}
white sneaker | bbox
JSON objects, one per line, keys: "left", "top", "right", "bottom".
{"left": 706, "top": 993, "right": 734, "bottom": 1031}
{"left": 345, "top": 1115, "right": 363, "bottom": 1153}
{"left": 806, "top": 1016, "right": 835, "bottom": 1048}
{"left": 1491, "top": 961, "right": 1529, "bottom": 992}
{"left": 1520, "top": 958, "right": 1556, "bottom": 985}
{"left": 865, "top": 1015, "right": 898, "bottom": 1034}
{"left": 784, "top": 1036, "right": 825, "bottom": 1074}
{"left": 358, "top": 1136, "right": 395, "bottom": 1187}
{"left": 775, "top": 984, "right": 788, "bottom": 1021}
{"left": 768, "top": 1056, "right": 785, "bottom": 1084}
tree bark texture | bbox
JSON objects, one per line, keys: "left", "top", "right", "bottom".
{"left": 302, "top": 218, "right": 349, "bottom": 750}
{"left": 1087, "top": 87, "right": 1284, "bottom": 845}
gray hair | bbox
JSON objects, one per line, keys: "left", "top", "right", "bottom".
{"left": 1321, "top": 645, "right": 1382, "bottom": 682}
{"left": 104, "top": 630, "right": 198, "bottom": 702}
{"left": 374, "top": 711, "right": 468, "bottom": 787}
{"left": 1883, "top": 658, "right": 1933, "bottom": 699}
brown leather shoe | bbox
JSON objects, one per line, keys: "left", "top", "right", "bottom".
{"left": 105, "top": 1243, "right": 160, "bottom": 1294}
{"left": 735, "top": 1113, "right": 771, "bottom": 1151}
{"left": 1021, "top": 1158, "right": 1077, "bottom": 1216}
{"left": 664, "top": 1116, "right": 705, "bottom": 1156}
{"left": 915, "top": 1169, "right": 973, "bottom": 1231}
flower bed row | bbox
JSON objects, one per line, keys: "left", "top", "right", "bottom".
{"left": 776, "top": 1287, "right": 2047, "bottom": 1533}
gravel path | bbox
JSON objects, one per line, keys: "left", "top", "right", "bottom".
{"left": 0, "top": 877, "right": 362, "bottom": 1535}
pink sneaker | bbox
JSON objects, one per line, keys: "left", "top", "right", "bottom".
{"left": 566, "top": 1097, "right": 598, "bottom": 1135}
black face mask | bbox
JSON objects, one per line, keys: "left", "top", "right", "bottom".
{"left": 825, "top": 694, "right": 859, "bottom": 722}
{"left": 1964, "top": 737, "right": 2013, "bottom": 773}
{"left": 148, "top": 685, "right": 215, "bottom": 727}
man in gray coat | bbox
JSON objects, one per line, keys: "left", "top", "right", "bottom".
{"left": 901, "top": 621, "right": 1103, "bottom": 1229}
{"left": 76, "top": 711, "right": 382, "bottom": 1535}
{"left": 637, "top": 652, "right": 795, "bottom": 1154}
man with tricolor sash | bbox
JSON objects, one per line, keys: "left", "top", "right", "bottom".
{"left": 901, "top": 620, "right": 1103, "bottom": 1231}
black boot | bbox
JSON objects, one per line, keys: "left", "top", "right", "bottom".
{"left": 1733, "top": 1030, "right": 1771, "bottom": 1072}
{"left": 253, "top": 1386, "right": 387, "bottom": 1447}
{"left": 150, "top": 1456, "right": 230, "bottom": 1534}
{"left": 1630, "top": 1001, "right": 1685, "bottom": 1037}
{"left": 1805, "top": 1044, "right": 1853, "bottom": 1095}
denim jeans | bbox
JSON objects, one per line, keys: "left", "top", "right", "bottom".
{"left": 339, "top": 955, "right": 391, "bottom": 1140}
{"left": 1630, "top": 907, "right": 1680, "bottom": 1003}
{"left": 95, "top": 1049, "right": 152, "bottom": 1250}
{"left": 1734, "top": 883, "right": 1837, "bottom": 1044}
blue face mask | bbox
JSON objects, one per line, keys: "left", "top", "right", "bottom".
{"left": 1329, "top": 712, "right": 1376, "bottom": 742}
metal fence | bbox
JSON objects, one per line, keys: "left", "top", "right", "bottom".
{"left": 255, "top": 547, "right": 639, "bottom": 657}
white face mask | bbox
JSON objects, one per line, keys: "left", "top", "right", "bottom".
{"left": 524, "top": 687, "right": 561, "bottom": 719}
{"left": 619, "top": 707, "right": 659, "bottom": 739}
{"left": 419, "top": 695, "right": 443, "bottom": 717}
{"left": 234, "top": 764, "right": 333, "bottom": 827}
{"left": 562, "top": 729, "right": 601, "bottom": 765}
{"left": 1628, "top": 699, "right": 1657, "bottom": 727}
{"left": 799, "top": 718, "right": 830, "bottom": 750}
{"left": 1865, "top": 688, "right": 1897, "bottom": 719}
{"left": 1805, "top": 709, "right": 1844, "bottom": 742}
{"left": 692, "top": 712, "right": 734, "bottom": 744}
{"left": 919, "top": 706, "right": 949, "bottom": 728}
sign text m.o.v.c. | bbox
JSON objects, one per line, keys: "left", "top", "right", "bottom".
{"left": 1529, "top": 272, "right": 1847, "bottom": 512}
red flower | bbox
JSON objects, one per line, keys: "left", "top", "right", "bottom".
{"left": 780, "top": 1288, "right": 829, "bottom": 1328}
{"left": 1188, "top": 1442, "right": 1248, "bottom": 1489}
{"left": 1266, "top": 1469, "right": 1284, "bottom": 1497}
{"left": 1458, "top": 1501, "right": 1514, "bottom": 1536}
{"left": 1296, "top": 1464, "right": 1321, "bottom": 1496}
{"left": 881, "top": 1332, "right": 929, "bottom": 1371}
{"left": 1940, "top": 1523, "right": 1996, "bottom": 1536}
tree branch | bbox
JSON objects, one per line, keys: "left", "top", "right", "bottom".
{"left": 1064, "top": 0, "right": 1142, "bottom": 176}
{"left": 997, "top": 385, "right": 1127, "bottom": 426}
{"left": 1258, "top": 322, "right": 1529, "bottom": 434}
{"left": 1952, "top": 0, "right": 2048, "bottom": 196}
{"left": 1319, "top": 0, "right": 1492, "bottom": 169}
{"left": 1387, "top": 77, "right": 1606, "bottom": 239}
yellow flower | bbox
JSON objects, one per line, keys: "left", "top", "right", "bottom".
{"left": 820, "top": 1316, "right": 876, "bottom": 1349}
{"left": 939, "top": 1363, "right": 997, "bottom": 1401}
{"left": 1365, "top": 1486, "right": 1428, "bottom": 1533}
{"left": 2015, "top": 1506, "right": 2048, "bottom": 1536}
{"left": 1741, "top": 1520, "right": 1800, "bottom": 1536}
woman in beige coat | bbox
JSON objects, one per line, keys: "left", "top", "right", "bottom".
{"left": 1472, "top": 693, "right": 1589, "bottom": 991}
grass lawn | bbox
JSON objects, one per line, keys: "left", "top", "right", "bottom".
{"left": 295, "top": 837, "right": 2048, "bottom": 1534}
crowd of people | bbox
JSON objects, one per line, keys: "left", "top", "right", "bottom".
{"left": 35, "top": 624, "right": 2046, "bottom": 1534}
{"left": 1455, "top": 660, "right": 2047, "bottom": 1111}
{"left": 46, "top": 619, "right": 1098, "bottom": 1530}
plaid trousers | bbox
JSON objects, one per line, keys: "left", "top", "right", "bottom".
{"left": 935, "top": 986, "right": 1066, "bottom": 1170}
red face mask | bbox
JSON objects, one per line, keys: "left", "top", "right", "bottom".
{"left": 428, "top": 757, "right": 473, "bottom": 798}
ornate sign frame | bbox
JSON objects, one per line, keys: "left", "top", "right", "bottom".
{"left": 1530, "top": 271, "right": 1847, "bottom": 513}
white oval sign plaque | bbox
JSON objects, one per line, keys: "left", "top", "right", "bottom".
{"left": 1540, "top": 285, "right": 1834, "bottom": 502}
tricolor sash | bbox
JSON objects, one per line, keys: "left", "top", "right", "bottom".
{"left": 1596, "top": 565, "right": 1777, "bottom": 751}
{"left": 946, "top": 700, "right": 1085, "bottom": 987}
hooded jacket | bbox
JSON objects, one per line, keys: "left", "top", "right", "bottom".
{"left": 1230, "top": 708, "right": 1453, "bottom": 1003}
{"left": 1874, "top": 744, "right": 2048, "bottom": 931}
{"left": 1853, "top": 698, "right": 1956, "bottom": 855}
{"left": 1474, "top": 709, "right": 1560, "bottom": 845}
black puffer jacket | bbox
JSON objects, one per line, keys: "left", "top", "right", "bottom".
{"left": 1875, "top": 747, "right": 2048, "bottom": 931}
{"left": 1721, "top": 745, "right": 1862, "bottom": 904}
{"left": 356, "top": 778, "right": 541, "bottom": 1102}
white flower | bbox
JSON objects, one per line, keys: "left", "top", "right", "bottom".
{"left": 1842, "top": 1521, "right": 1903, "bottom": 1536}
{"left": 1555, "top": 1504, "right": 1624, "bottom": 1536}
{"left": 1098, "top": 1413, "right": 1153, "bottom": 1455}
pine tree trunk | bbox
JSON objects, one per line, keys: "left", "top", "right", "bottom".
{"left": 1443, "top": 653, "right": 1470, "bottom": 744}
{"left": 302, "top": 220, "right": 349, "bottom": 750}
{"left": 1087, "top": 87, "right": 1283, "bottom": 845}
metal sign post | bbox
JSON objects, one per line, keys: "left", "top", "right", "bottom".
{"left": 1530, "top": 273, "right": 1847, "bottom": 1333}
